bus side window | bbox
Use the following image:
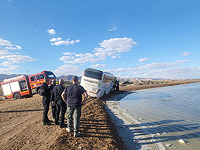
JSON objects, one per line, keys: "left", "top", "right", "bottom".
{"left": 103, "top": 74, "right": 108, "bottom": 83}
{"left": 103, "top": 74, "right": 114, "bottom": 83}
{"left": 103, "top": 75, "right": 106, "bottom": 83}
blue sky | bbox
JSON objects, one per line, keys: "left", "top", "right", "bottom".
{"left": 0, "top": 0, "right": 200, "bottom": 79}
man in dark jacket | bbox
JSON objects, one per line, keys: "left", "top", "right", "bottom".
{"left": 51, "top": 79, "right": 66, "bottom": 128}
{"left": 49, "top": 79, "right": 56, "bottom": 120}
{"left": 62, "top": 76, "right": 88, "bottom": 137}
{"left": 41, "top": 77, "right": 52, "bottom": 125}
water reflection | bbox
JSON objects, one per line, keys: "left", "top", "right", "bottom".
{"left": 122, "top": 90, "right": 173, "bottom": 101}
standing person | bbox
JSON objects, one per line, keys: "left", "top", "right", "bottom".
{"left": 41, "top": 77, "right": 52, "bottom": 125}
{"left": 62, "top": 76, "right": 88, "bottom": 137}
{"left": 51, "top": 79, "right": 66, "bottom": 128}
{"left": 49, "top": 79, "right": 57, "bottom": 120}
{"left": 113, "top": 78, "right": 119, "bottom": 91}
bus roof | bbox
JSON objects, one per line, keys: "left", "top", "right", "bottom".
{"left": 85, "top": 68, "right": 103, "bottom": 73}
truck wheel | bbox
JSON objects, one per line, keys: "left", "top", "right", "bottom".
{"left": 38, "top": 88, "right": 42, "bottom": 96}
{"left": 14, "top": 93, "right": 21, "bottom": 100}
{"left": 37, "top": 88, "right": 40, "bottom": 93}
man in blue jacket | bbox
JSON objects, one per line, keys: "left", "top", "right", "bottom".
{"left": 49, "top": 79, "right": 57, "bottom": 120}
{"left": 51, "top": 79, "right": 66, "bottom": 128}
{"left": 62, "top": 76, "right": 88, "bottom": 137}
{"left": 41, "top": 77, "right": 52, "bottom": 125}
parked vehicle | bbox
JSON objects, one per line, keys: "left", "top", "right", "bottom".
{"left": 29, "top": 71, "right": 56, "bottom": 94}
{"left": 1, "top": 75, "right": 32, "bottom": 99}
{"left": 0, "top": 71, "right": 56, "bottom": 99}
{"left": 80, "top": 68, "right": 118, "bottom": 98}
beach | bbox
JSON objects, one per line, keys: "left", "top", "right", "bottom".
{"left": 0, "top": 79, "right": 200, "bottom": 150}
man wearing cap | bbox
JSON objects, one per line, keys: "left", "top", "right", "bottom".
{"left": 40, "top": 77, "right": 52, "bottom": 125}
{"left": 51, "top": 79, "right": 66, "bottom": 128}
{"left": 62, "top": 76, "right": 88, "bottom": 137}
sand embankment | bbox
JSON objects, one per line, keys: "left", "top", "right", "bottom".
{"left": 0, "top": 79, "right": 200, "bottom": 149}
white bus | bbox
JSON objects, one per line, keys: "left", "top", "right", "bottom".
{"left": 80, "top": 68, "right": 118, "bottom": 98}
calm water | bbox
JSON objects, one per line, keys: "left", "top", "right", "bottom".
{"left": 119, "top": 82, "right": 200, "bottom": 150}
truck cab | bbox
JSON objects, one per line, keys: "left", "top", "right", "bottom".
{"left": 28, "top": 71, "right": 56, "bottom": 94}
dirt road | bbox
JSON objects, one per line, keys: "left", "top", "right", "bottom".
{"left": 0, "top": 95, "right": 62, "bottom": 149}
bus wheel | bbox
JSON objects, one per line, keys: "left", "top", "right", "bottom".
{"left": 14, "top": 93, "right": 21, "bottom": 100}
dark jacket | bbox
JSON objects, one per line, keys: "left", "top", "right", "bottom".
{"left": 49, "top": 84, "right": 56, "bottom": 102}
{"left": 41, "top": 82, "right": 51, "bottom": 98}
{"left": 41, "top": 82, "right": 51, "bottom": 104}
{"left": 64, "top": 84, "right": 86, "bottom": 108}
{"left": 49, "top": 84, "right": 55, "bottom": 91}
{"left": 51, "top": 84, "right": 65, "bottom": 105}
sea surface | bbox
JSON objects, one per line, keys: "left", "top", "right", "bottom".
{"left": 119, "top": 82, "right": 200, "bottom": 150}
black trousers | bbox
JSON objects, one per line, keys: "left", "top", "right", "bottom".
{"left": 42, "top": 100, "right": 50, "bottom": 123}
{"left": 51, "top": 102, "right": 57, "bottom": 119}
{"left": 56, "top": 101, "right": 67, "bottom": 126}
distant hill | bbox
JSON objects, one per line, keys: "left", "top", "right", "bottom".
{"left": 57, "top": 76, "right": 168, "bottom": 82}
{"left": 57, "top": 75, "right": 81, "bottom": 81}
{"left": 118, "top": 77, "right": 168, "bottom": 81}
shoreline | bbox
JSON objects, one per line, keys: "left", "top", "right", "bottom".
{"left": 105, "top": 92, "right": 166, "bottom": 150}
{"left": 118, "top": 79, "right": 200, "bottom": 92}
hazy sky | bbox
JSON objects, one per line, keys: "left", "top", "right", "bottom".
{"left": 0, "top": 0, "right": 200, "bottom": 79}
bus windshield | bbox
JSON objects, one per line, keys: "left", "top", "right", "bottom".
{"left": 45, "top": 71, "right": 56, "bottom": 79}
{"left": 83, "top": 69, "right": 103, "bottom": 80}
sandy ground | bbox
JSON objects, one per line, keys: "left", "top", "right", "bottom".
{"left": 0, "top": 79, "right": 200, "bottom": 150}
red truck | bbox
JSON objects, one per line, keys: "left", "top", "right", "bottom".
{"left": 1, "top": 71, "right": 56, "bottom": 99}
